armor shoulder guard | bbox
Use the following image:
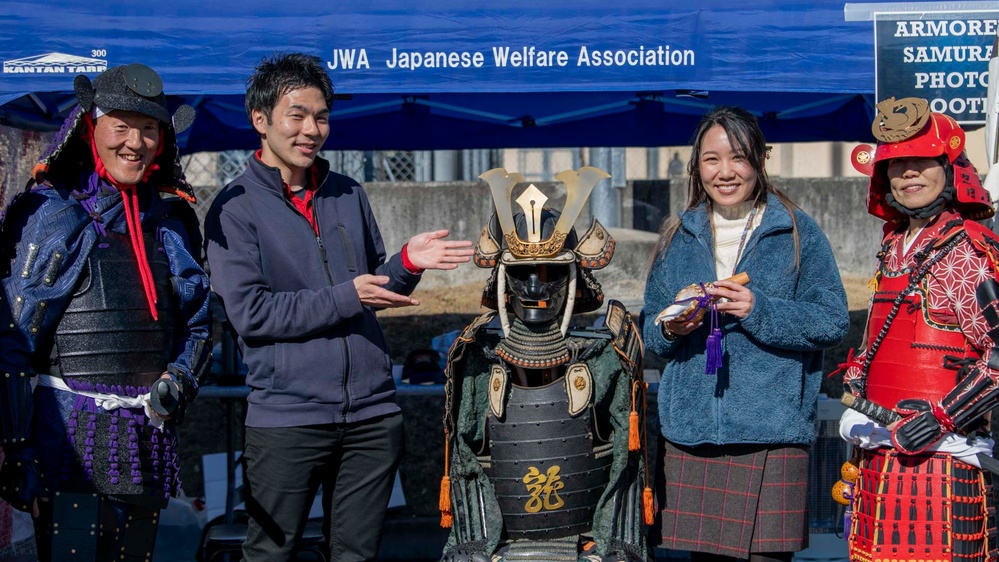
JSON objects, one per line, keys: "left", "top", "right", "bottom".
{"left": 963, "top": 220, "right": 999, "bottom": 275}
{"left": 576, "top": 219, "right": 615, "bottom": 270}
{"left": 444, "top": 311, "right": 498, "bottom": 375}
{"left": 444, "top": 312, "right": 497, "bottom": 413}
{"left": 461, "top": 311, "right": 496, "bottom": 343}
{"left": 603, "top": 299, "right": 642, "bottom": 375}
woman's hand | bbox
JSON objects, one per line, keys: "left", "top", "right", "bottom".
{"left": 665, "top": 316, "right": 703, "bottom": 337}
{"left": 707, "top": 279, "right": 755, "bottom": 319}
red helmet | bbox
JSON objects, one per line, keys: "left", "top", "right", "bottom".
{"left": 851, "top": 97, "right": 992, "bottom": 222}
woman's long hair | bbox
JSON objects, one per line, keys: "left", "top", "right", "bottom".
{"left": 650, "top": 106, "right": 801, "bottom": 270}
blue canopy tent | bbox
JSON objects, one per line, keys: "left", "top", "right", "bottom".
{"left": 0, "top": 1, "right": 878, "bottom": 152}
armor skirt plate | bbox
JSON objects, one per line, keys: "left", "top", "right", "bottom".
{"left": 849, "top": 448, "right": 997, "bottom": 562}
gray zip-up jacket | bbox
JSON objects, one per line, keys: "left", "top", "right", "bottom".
{"left": 204, "top": 155, "right": 420, "bottom": 427}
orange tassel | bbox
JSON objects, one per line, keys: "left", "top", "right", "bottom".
{"left": 440, "top": 435, "right": 453, "bottom": 528}
{"left": 628, "top": 411, "right": 640, "bottom": 452}
{"left": 642, "top": 486, "right": 655, "bottom": 525}
{"left": 628, "top": 380, "right": 642, "bottom": 452}
{"left": 32, "top": 162, "right": 49, "bottom": 182}
{"left": 156, "top": 185, "right": 197, "bottom": 203}
{"left": 439, "top": 474, "right": 453, "bottom": 528}
{"left": 439, "top": 475, "right": 451, "bottom": 511}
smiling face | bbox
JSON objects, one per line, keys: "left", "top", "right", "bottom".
{"left": 886, "top": 157, "right": 947, "bottom": 211}
{"left": 698, "top": 124, "right": 759, "bottom": 209}
{"left": 93, "top": 110, "right": 161, "bottom": 186}
{"left": 252, "top": 86, "right": 330, "bottom": 186}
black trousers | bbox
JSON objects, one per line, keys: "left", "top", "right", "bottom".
{"left": 241, "top": 412, "right": 404, "bottom": 562}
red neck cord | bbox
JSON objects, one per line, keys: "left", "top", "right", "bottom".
{"left": 84, "top": 113, "right": 161, "bottom": 320}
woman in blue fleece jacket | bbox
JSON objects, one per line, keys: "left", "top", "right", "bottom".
{"left": 642, "top": 106, "right": 848, "bottom": 562}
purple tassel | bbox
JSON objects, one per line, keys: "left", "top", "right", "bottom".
{"left": 705, "top": 303, "right": 723, "bottom": 375}
{"left": 84, "top": 414, "right": 97, "bottom": 480}
{"left": 843, "top": 507, "right": 853, "bottom": 541}
{"left": 842, "top": 482, "right": 854, "bottom": 540}
{"left": 108, "top": 410, "right": 120, "bottom": 486}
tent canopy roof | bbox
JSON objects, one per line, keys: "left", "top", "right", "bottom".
{"left": 0, "top": 1, "right": 879, "bottom": 152}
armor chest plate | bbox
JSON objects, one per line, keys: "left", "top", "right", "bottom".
{"left": 53, "top": 232, "right": 176, "bottom": 388}
{"left": 865, "top": 271, "right": 973, "bottom": 410}
{"left": 483, "top": 376, "right": 613, "bottom": 541}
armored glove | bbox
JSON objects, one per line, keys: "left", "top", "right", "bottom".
{"left": 890, "top": 398, "right": 952, "bottom": 454}
{"left": 0, "top": 445, "right": 46, "bottom": 513}
{"left": 149, "top": 368, "right": 194, "bottom": 425}
{"left": 892, "top": 363, "right": 999, "bottom": 454}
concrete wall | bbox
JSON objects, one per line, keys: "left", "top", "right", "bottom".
{"left": 366, "top": 176, "right": 883, "bottom": 298}
{"left": 780, "top": 178, "right": 883, "bottom": 278}
{"left": 364, "top": 180, "right": 610, "bottom": 291}
{"left": 666, "top": 176, "right": 882, "bottom": 278}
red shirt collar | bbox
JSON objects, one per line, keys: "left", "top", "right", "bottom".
{"left": 254, "top": 149, "right": 320, "bottom": 198}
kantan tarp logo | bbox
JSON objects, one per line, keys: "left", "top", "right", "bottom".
{"left": 3, "top": 53, "right": 107, "bottom": 74}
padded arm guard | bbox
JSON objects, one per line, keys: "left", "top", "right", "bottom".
{"left": 942, "top": 366, "right": 999, "bottom": 431}
{"left": 895, "top": 366, "right": 999, "bottom": 454}
{"left": 946, "top": 276, "right": 999, "bottom": 430}
{"left": 605, "top": 299, "right": 642, "bottom": 375}
{"left": 894, "top": 277, "right": 999, "bottom": 454}
{"left": 0, "top": 370, "right": 33, "bottom": 448}
{"left": 0, "top": 445, "right": 45, "bottom": 512}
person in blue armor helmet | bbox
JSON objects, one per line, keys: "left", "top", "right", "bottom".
{"left": 0, "top": 63, "right": 211, "bottom": 561}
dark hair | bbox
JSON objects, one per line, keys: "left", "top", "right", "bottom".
{"left": 244, "top": 53, "right": 335, "bottom": 126}
{"left": 651, "top": 106, "right": 801, "bottom": 269}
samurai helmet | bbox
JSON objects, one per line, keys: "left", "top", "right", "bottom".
{"left": 851, "top": 96, "right": 992, "bottom": 222}
{"left": 475, "top": 167, "right": 616, "bottom": 336}
{"left": 31, "top": 63, "right": 197, "bottom": 202}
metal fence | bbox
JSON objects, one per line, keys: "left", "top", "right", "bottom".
{"left": 0, "top": 126, "right": 51, "bottom": 209}
{"left": 178, "top": 149, "right": 427, "bottom": 221}
{"left": 810, "top": 403, "right": 850, "bottom": 535}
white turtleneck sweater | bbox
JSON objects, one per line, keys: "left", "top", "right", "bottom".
{"left": 711, "top": 200, "right": 765, "bottom": 280}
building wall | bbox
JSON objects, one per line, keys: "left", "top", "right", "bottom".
{"left": 365, "top": 176, "right": 880, "bottom": 296}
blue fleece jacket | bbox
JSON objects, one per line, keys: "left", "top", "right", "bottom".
{"left": 204, "top": 156, "right": 421, "bottom": 428}
{"left": 641, "top": 194, "right": 849, "bottom": 446}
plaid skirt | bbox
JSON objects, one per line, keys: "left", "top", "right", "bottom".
{"left": 654, "top": 440, "right": 810, "bottom": 557}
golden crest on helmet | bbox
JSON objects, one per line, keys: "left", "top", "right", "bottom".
{"left": 479, "top": 167, "right": 610, "bottom": 259}
{"left": 872, "top": 97, "right": 931, "bottom": 143}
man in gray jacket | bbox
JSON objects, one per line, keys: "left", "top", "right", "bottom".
{"left": 204, "top": 53, "right": 473, "bottom": 561}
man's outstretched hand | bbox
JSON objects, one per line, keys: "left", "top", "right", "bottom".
{"left": 405, "top": 230, "right": 474, "bottom": 271}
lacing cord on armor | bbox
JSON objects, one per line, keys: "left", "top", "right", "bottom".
{"left": 943, "top": 355, "right": 977, "bottom": 375}
{"left": 930, "top": 402, "right": 958, "bottom": 433}
{"left": 861, "top": 231, "right": 967, "bottom": 377}
{"left": 912, "top": 343, "right": 967, "bottom": 353}
{"left": 611, "top": 319, "right": 655, "bottom": 525}
{"left": 440, "top": 328, "right": 470, "bottom": 528}
{"left": 36, "top": 375, "right": 165, "bottom": 430}
{"left": 82, "top": 112, "right": 162, "bottom": 321}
